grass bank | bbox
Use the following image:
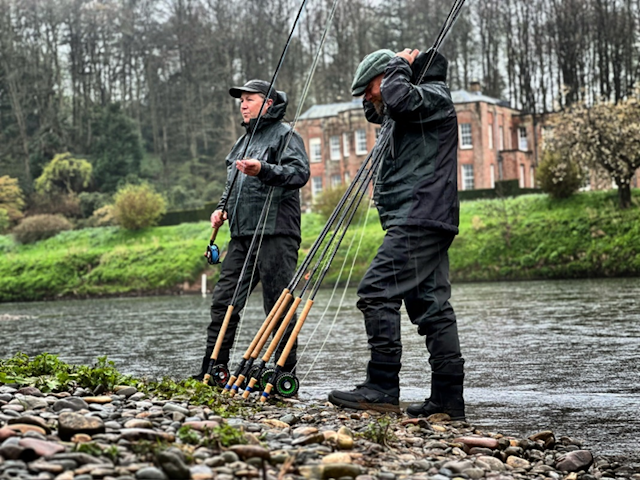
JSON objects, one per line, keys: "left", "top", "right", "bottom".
{"left": 1, "top": 190, "right": 639, "bottom": 302}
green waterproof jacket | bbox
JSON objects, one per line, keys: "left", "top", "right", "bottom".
{"left": 217, "top": 91, "right": 310, "bottom": 241}
{"left": 365, "top": 50, "right": 460, "bottom": 234}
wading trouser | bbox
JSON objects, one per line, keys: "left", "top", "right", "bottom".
{"left": 356, "top": 225, "right": 464, "bottom": 395}
{"left": 205, "top": 234, "right": 299, "bottom": 369}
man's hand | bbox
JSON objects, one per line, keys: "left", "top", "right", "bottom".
{"left": 236, "top": 159, "right": 262, "bottom": 176}
{"left": 210, "top": 209, "right": 227, "bottom": 228}
{"left": 396, "top": 48, "right": 419, "bottom": 65}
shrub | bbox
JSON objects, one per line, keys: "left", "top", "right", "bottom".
{"left": 78, "top": 191, "right": 111, "bottom": 218}
{"left": 34, "top": 152, "right": 93, "bottom": 195}
{"left": 313, "top": 184, "right": 370, "bottom": 223}
{"left": 89, "top": 205, "right": 116, "bottom": 227}
{"left": 0, "top": 175, "right": 25, "bottom": 223}
{"left": 537, "top": 149, "right": 584, "bottom": 199}
{"left": 28, "top": 192, "right": 82, "bottom": 218}
{"left": 113, "top": 183, "right": 167, "bottom": 230}
{"left": 13, "top": 214, "right": 73, "bottom": 244}
{"left": 0, "top": 208, "right": 10, "bottom": 234}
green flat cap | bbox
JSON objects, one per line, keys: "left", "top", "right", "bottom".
{"left": 351, "top": 49, "right": 395, "bottom": 96}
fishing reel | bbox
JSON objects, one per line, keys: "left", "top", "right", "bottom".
{"left": 205, "top": 364, "right": 229, "bottom": 388}
{"left": 262, "top": 368, "right": 300, "bottom": 398}
{"left": 204, "top": 242, "right": 220, "bottom": 265}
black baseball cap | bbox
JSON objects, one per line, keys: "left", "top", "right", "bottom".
{"left": 229, "top": 79, "right": 277, "bottom": 100}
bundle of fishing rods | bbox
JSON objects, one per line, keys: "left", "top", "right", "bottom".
{"left": 201, "top": 0, "right": 466, "bottom": 403}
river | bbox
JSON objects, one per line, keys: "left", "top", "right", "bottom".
{"left": 1, "top": 278, "right": 639, "bottom": 466}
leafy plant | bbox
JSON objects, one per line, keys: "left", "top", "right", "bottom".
{"left": 35, "top": 152, "right": 93, "bottom": 195}
{"left": 177, "top": 425, "right": 200, "bottom": 445}
{"left": 113, "top": 183, "right": 167, "bottom": 230}
{"left": 75, "top": 356, "right": 135, "bottom": 391}
{"left": 12, "top": 214, "right": 73, "bottom": 244}
{"left": 0, "top": 175, "right": 25, "bottom": 224}
{"left": 359, "top": 416, "right": 396, "bottom": 446}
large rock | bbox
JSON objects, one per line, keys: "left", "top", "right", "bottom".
{"left": 53, "top": 397, "right": 89, "bottom": 412}
{"left": 556, "top": 450, "right": 594, "bottom": 472}
{"left": 453, "top": 436, "right": 499, "bottom": 449}
{"left": 19, "top": 438, "right": 65, "bottom": 457}
{"left": 58, "top": 412, "right": 105, "bottom": 440}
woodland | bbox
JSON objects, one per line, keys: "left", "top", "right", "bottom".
{"left": 0, "top": 0, "right": 639, "bottom": 210}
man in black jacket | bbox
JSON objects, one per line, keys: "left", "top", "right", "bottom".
{"left": 193, "top": 79, "right": 310, "bottom": 381}
{"left": 328, "top": 49, "right": 466, "bottom": 420}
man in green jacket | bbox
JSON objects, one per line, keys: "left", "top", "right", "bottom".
{"left": 193, "top": 79, "right": 310, "bottom": 381}
{"left": 328, "top": 49, "right": 465, "bottom": 420}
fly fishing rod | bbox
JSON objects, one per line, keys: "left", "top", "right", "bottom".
{"left": 230, "top": 147, "right": 383, "bottom": 397}
{"left": 258, "top": 146, "right": 386, "bottom": 401}
{"left": 203, "top": 0, "right": 310, "bottom": 266}
{"left": 201, "top": 0, "right": 311, "bottom": 386}
{"left": 241, "top": 137, "right": 389, "bottom": 399}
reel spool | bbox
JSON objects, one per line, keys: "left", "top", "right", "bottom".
{"left": 275, "top": 372, "right": 299, "bottom": 398}
{"left": 210, "top": 364, "right": 230, "bottom": 388}
{"left": 204, "top": 242, "right": 220, "bottom": 265}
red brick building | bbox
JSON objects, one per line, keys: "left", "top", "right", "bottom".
{"left": 295, "top": 83, "right": 541, "bottom": 209}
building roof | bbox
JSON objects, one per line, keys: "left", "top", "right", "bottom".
{"left": 298, "top": 100, "right": 362, "bottom": 120}
{"left": 450, "top": 89, "right": 511, "bottom": 107}
{"left": 299, "top": 89, "right": 512, "bottom": 120}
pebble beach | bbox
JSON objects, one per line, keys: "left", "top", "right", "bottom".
{"left": 1, "top": 383, "right": 638, "bottom": 480}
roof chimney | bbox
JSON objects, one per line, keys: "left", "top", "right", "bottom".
{"left": 469, "top": 79, "right": 482, "bottom": 94}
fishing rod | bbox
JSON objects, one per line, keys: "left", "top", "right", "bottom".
{"left": 204, "top": 0, "right": 310, "bottom": 267}
{"left": 226, "top": 146, "right": 382, "bottom": 396}
{"left": 240, "top": 140, "right": 388, "bottom": 399}
{"left": 201, "top": 0, "right": 310, "bottom": 386}
{"left": 246, "top": 0, "right": 469, "bottom": 401}
{"left": 258, "top": 143, "right": 386, "bottom": 401}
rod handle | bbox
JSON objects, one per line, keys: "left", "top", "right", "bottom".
{"left": 259, "top": 383, "right": 274, "bottom": 403}
{"left": 212, "top": 305, "right": 234, "bottom": 362}
{"left": 242, "top": 377, "right": 258, "bottom": 399}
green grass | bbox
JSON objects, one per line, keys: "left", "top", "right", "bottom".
{"left": 1, "top": 189, "right": 640, "bottom": 302}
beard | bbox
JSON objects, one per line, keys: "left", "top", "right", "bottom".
{"left": 372, "top": 99, "right": 384, "bottom": 115}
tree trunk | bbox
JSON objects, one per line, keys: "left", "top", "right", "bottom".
{"left": 616, "top": 180, "right": 631, "bottom": 209}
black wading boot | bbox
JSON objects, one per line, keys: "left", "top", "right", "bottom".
{"left": 406, "top": 372, "right": 465, "bottom": 421}
{"left": 328, "top": 361, "right": 400, "bottom": 412}
{"left": 191, "top": 347, "right": 215, "bottom": 382}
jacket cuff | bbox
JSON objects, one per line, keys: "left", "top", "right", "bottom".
{"left": 257, "top": 161, "right": 271, "bottom": 180}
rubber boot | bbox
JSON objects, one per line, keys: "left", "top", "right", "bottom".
{"left": 191, "top": 347, "right": 215, "bottom": 382}
{"left": 328, "top": 361, "right": 400, "bottom": 411}
{"left": 406, "top": 373, "right": 465, "bottom": 421}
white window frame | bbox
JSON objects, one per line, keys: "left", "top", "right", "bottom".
{"left": 459, "top": 123, "right": 472, "bottom": 149}
{"left": 490, "top": 163, "right": 495, "bottom": 188}
{"left": 330, "top": 174, "right": 341, "bottom": 188}
{"left": 309, "top": 138, "right": 322, "bottom": 163}
{"left": 518, "top": 127, "right": 528, "bottom": 151}
{"left": 498, "top": 126, "right": 504, "bottom": 150}
{"left": 488, "top": 123, "right": 493, "bottom": 150}
{"left": 530, "top": 166, "right": 535, "bottom": 188}
{"left": 519, "top": 163, "right": 525, "bottom": 188}
{"left": 329, "top": 136, "right": 341, "bottom": 161}
{"left": 311, "top": 176, "right": 323, "bottom": 196}
{"left": 342, "top": 132, "right": 350, "bottom": 157}
{"left": 355, "top": 129, "right": 367, "bottom": 155}
{"left": 461, "top": 164, "right": 474, "bottom": 190}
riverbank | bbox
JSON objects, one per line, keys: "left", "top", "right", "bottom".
{"left": 1, "top": 354, "right": 638, "bottom": 480}
{"left": 1, "top": 190, "right": 639, "bottom": 302}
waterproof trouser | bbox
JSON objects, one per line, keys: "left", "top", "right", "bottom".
{"left": 204, "top": 234, "right": 299, "bottom": 369}
{"left": 356, "top": 225, "right": 464, "bottom": 395}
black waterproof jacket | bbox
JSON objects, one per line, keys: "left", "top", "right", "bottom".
{"left": 217, "top": 91, "right": 310, "bottom": 241}
{"left": 365, "top": 51, "right": 459, "bottom": 234}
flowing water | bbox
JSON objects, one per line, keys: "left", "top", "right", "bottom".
{"left": 1, "top": 278, "right": 639, "bottom": 465}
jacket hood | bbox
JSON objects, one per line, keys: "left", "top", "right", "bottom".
{"left": 410, "top": 49, "right": 448, "bottom": 84}
{"left": 243, "top": 90, "right": 288, "bottom": 131}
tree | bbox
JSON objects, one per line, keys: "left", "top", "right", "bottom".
{"left": 34, "top": 153, "right": 93, "bottom": 195}
{"left": 0, "top": 175, "right": 25, "bottom": 223}
{"left": 113, "top": 183, "right": 167, "bottom": 230}
{"left": 545, "top": 93, "right": 640, "bottom": 209}
{"left": 536, "top": 149, "right": 584, "bottom": 199}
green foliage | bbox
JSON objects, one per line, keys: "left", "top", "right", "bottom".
{"left": 0, "top": 175, "right": 25, "bottom": 223}
{"left": 90, "top": 103, "right": 143, "bottom": 193}
{"left": 74, "top": 442, "right": 103, "bottom": 456}
{"left": 312, "top": 184, "right": 369, "bottom": 223}
{"left": 29, "top": 192, "right": 83, "bottom": 218}
{"left": 34, "top": 152, "right": 93, "bottom": 195}
{"left": 12, "top": 214, "right": 73, "bottom": 244}
{"left": 177, "top": 425, "right": 201, "bottom": 445}
{"left": 114, "top": 183, "right": 167, "bottom": 230}
{"left": 78, "top": 191, "right": 111, "bottom": 218}
{"left": 75, "top": 356, "right": 135, "bottom": 391}
{"left": 211, "top": 423, "right": 247, "bottom": 447}
{"left": 0, "top": 208, "right": 9, "bottom": 234}
{"left": 537, "top": 149, "right": 584, "bottom": 199}
{"left": 359, "top": 416, "right": 396, "bottom": 445}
